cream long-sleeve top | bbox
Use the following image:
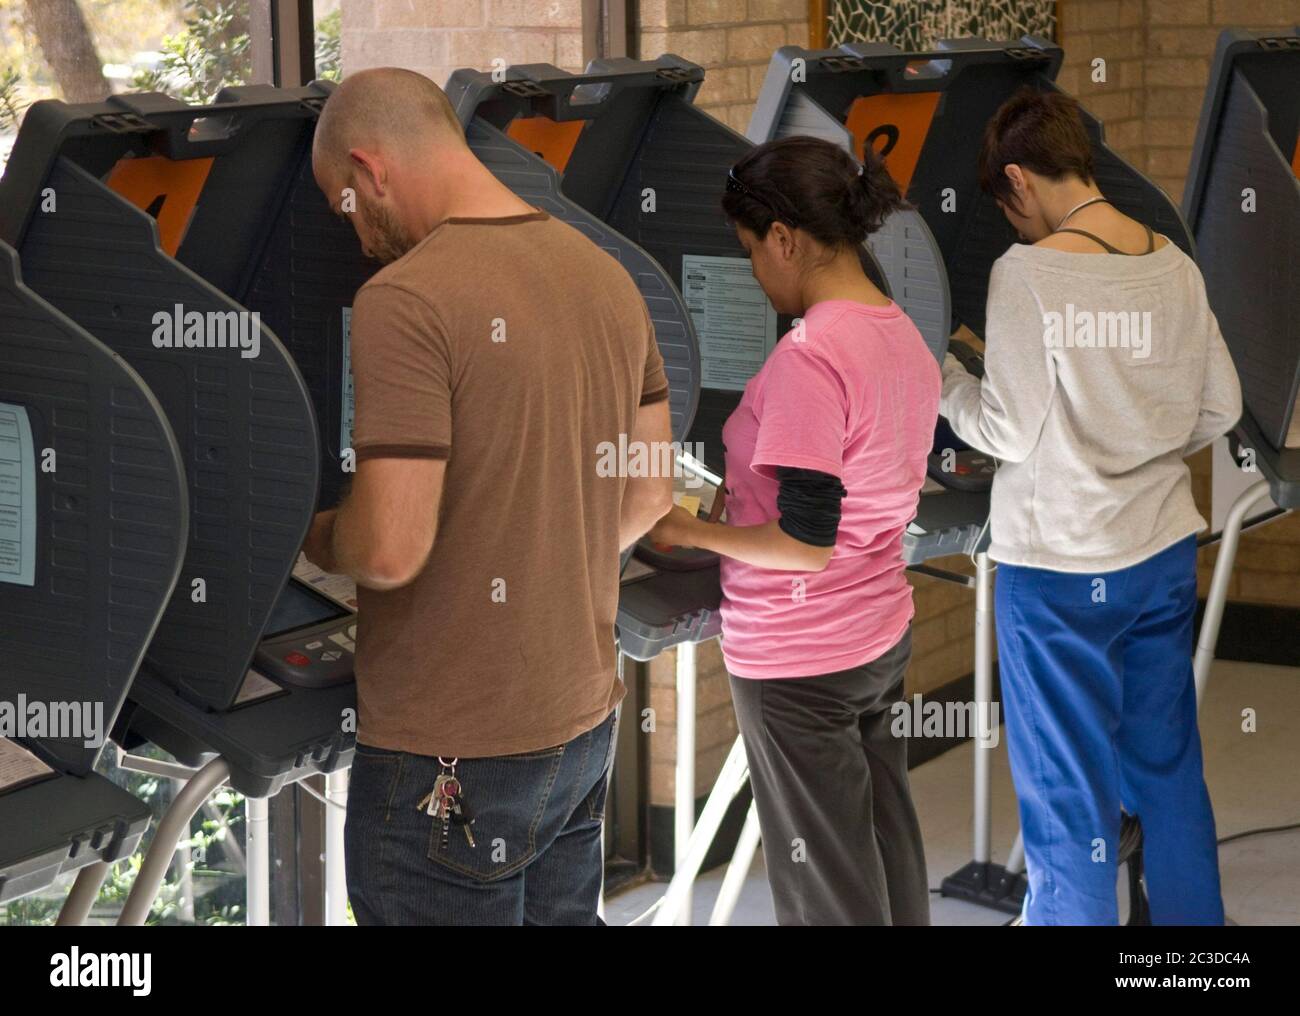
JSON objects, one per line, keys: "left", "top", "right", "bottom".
{"left": 940, "top": 239, "right": 1242, "bottom": 573}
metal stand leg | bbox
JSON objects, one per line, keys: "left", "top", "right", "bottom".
{"left": 118, "top": 757, "right": 230, "bottom": 926}
{"left": 674, "top": 639, "right": 697, "bottom": 926}
{"left": 324, "top": 768, "right": 349, "bottom": 926}
{"left": 246, "top": 794, "right": 270, "bottom": 926}
{"left": 939, "top": 553, "right": 1025, "bottom": 914}
{"left": 653, "top": 734, "right": 749, "bottom": 926}
{"left": 1194, "top": 479, "right": 1272, "bottom": 707}
{"left": 709, "top": 799, "right": 761, "bottom": 926}
{"left": 56, "top": 861, "right": 109, "bottom": 926}
{"left": 1006, "top": 832, "right": 1024, "bottom": 875}
{"left": 973, "top": 551, "right": 993, "bottom": 867}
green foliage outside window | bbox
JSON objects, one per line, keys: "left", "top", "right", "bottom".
{"left": 132, "top": 0, "right": 251, "bottom": 103}
{"left": 0, "top": 65, "right": 24, "bottom": 129}
{"left": 315, "top": 8, "right": 340, "bottom": 82}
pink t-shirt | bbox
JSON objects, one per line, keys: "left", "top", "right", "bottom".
{"left": 719, "top": 299, "right": 941, "bottom": 679}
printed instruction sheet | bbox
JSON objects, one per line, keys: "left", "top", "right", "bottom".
{"left": 0, "top": 402, "right": 36, "bottom": 587}
{"left": 681, "top": 254, "right": 778, "bottom": 391}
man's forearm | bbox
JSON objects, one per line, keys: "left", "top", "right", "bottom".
{"left": 329, "top": 494, "right": 404, "bottom": 591}
{"left": 621, "top": 500, "right": 669, "bottom": 550}
{"left": 620, "top": 483, "right": 672, "bottom": 551}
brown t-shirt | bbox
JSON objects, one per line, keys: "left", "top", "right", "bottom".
{"left": 348, "top": 210, "right": 668, "bottom": 757}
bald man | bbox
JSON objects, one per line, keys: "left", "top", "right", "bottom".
{"left": 301, "top": 68, "right": 673, "bottom": 925}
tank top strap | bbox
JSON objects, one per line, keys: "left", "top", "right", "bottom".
{"left": 1045, "top": 228, "right": 1128, "bottom": 257}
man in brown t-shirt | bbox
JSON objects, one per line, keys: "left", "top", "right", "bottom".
{"left": 303, "top": 68, "right": 672, "bottom": 925}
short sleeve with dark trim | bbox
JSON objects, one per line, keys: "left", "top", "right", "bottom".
{"left": 349, "top": 282, "right": 453, "bottom": 462}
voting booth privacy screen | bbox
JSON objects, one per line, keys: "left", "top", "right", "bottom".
{"left": 0, "top": 238, "right": 181, "bottom": 902}
{"left": 1183, "top": 29, "right": 1300, "bottom": 508}
{"left": 748, "top": 36, "right": 1195, "bottom": 339}
{"left": 0, "top": 88, "right": 345, "bottom": 715}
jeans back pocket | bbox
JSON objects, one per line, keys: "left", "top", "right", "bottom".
{"left": 425, "top": 746, "right": 566, "bottom": 882}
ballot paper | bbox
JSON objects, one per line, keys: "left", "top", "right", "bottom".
{"left": 293, "top": 554, "right": 359, "bottom": 611}
{"left": 0, "top": 736, "right": 56, "bottom": 793}
{"left": 233, "top": 669, "right": 287, "bottom": 707}
{"left": 620, "top": 556, "right": 657, "bottom": 584}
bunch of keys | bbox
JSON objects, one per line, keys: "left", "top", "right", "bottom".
{"left": 416, "top": 757, "right": 476, "bottom": 849}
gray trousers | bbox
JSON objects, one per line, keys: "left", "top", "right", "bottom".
{"left": 729, "top": 629, "right": 930, "bottom": 926}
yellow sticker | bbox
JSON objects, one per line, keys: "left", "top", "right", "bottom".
{"left": 675, "top": 494, "right": 702, "bottom": 518}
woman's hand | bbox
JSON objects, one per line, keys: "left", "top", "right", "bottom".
{"left": 648, "top": 504, "right": 702, "bottom": 549}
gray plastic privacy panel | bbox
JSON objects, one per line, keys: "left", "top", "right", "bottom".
{"left": 446, "top": 55, "right": 705, "bottom": 132}
{"left": 242, "top": 136, "right": 380, "bottom": 510}
{"left": 1185, "top": 31, "right": 1300, "bottom": 234}
{"left": 1196, "top": 75, "right": 1298, "bottom": 449}
{"left": 0, "top": 84, "right": 352, "bottom": 517}
{"left": 465, "top": 117, "right": 700, "bottom": 443}
{"left": 596, "top": 92, "right": 769, "bottom": 476}
{"left": 0, "top": 242, "right": 186, "bottom": 776}
{"left": 601, "top": 90, "right": 890, "bottom": 300}
{"left": 1183, "top": 32, "right": 1299, "bottom": 456}
{"left": 759, "top": 89, "right": 949, "bottom": 361}
{"left": 866, "top": 211, "right": 949, "bottom": 360}
{"left": 17, "top": 158, "right": 320, "bottom": 713}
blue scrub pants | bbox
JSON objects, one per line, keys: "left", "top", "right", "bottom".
{"left": 995, "top": 535, "right": 1224, "bottom": 925}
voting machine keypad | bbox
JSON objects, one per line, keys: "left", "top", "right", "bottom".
{"left": 254, "top": 618, "right": 357, "bottom": 689}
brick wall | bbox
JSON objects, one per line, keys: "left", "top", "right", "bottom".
{"left": 1058, "top": 0, "right": 1300, "bottom": 608}
{"left": 340, "top": 0, "right": 586, "bottom": 83}
{"left": 637, "top": 0, "right": 811, "bottom": 133}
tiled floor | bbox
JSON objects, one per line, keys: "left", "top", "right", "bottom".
{"left": 605, "top": 658, "right": 1300, "bottom": 926}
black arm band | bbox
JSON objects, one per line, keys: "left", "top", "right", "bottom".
{"left": 775, "top": 467, "right": 847, "bottom": 548}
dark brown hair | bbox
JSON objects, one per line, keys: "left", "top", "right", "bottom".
{"left": 721, "top": 135, "right": 908, "bottom": 247}
{"left": 978, "top": 87, "right": 1096, "bottom": 212}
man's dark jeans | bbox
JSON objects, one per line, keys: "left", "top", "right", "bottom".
{"left": 345, "top": 710, "right": 618, "bottom": 925}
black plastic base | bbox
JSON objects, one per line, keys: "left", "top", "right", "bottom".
{"left": 116, "top": 669, "right": 357, "bottom": 798}
{"left": 0, "top": 772, "right": 152, "bottom": 904}
{"left": 940, "top": 861, "right": 1027, "bottom": 916}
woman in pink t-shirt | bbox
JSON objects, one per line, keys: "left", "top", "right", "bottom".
{"left": 650, "top": 137, "right": 941, "bottom": 925}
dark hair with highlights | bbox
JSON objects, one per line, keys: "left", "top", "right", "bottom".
{"left": 978, "top": 87, "right": 1096, "bottom": 213}
{"left": 721, "top": 135, "right": 908, "bottom": 247}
